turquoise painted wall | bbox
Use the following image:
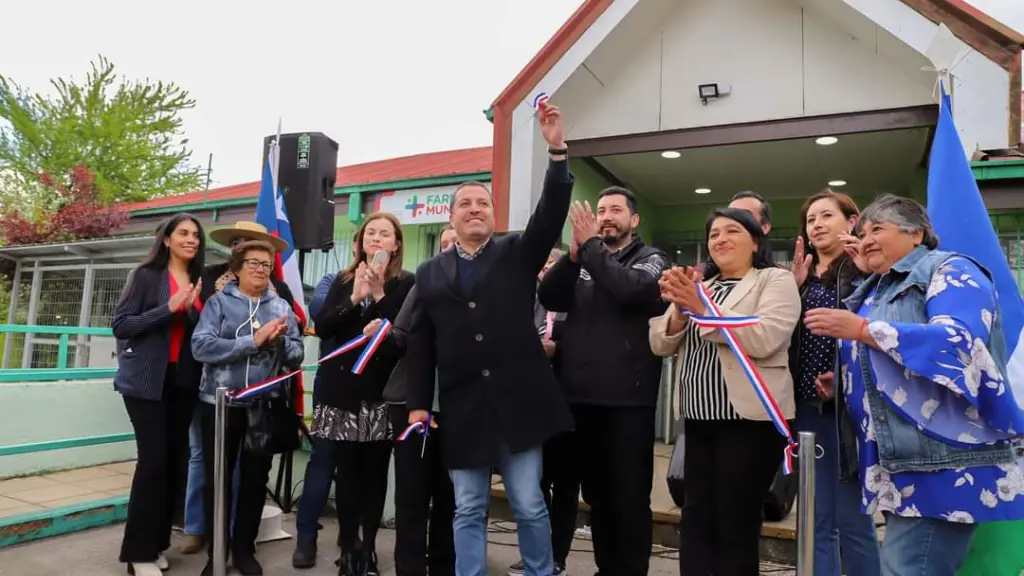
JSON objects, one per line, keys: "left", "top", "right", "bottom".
{"left": 0, "top": 381, "right": 134, "bottom": 478}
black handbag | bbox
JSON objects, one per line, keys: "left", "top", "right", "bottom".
{"left": 243, "top": 377, "right": 301, "bottom": 455}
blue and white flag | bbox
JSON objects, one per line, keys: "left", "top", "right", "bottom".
{"left": 927, "top": 86, "right": 1024, "bottom": 411}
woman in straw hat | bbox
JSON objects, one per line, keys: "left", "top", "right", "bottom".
{"left": 179, "top": 221, "right": 300, "bottom": 555}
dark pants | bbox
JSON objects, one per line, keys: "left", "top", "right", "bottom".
{"left": 390, "top": 405, "right": 456, "bottom": 576}
{"left": 199, "top": 403, "right": 273, "bottom": 559}
{"left": 575, "top": 405, "right": 655, "bottom": 576}
{"left": 679, "top": 419, "right": 787, "bottom": 576}
{"left": 295, "top": 435, "right": 345, "bottom": 541}
{"left": 119, "top": 365, "right": 196, "bottom": 563}
{"left": 334, "top": 438, "right": 392, "bottom": 553}
{"left": 541, "top": 430, "right": 580, "bottom": 566}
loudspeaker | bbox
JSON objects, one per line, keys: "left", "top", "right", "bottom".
{"left": 262, "top": 132, "right": 338, "bottom": 251}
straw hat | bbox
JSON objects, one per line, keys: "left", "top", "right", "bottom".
{"left": 209, "top": 221, "right": 288, "bottom": 253}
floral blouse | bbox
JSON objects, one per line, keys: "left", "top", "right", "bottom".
{"left": 840, "top": 256, "right": 1024, "bottom": 523}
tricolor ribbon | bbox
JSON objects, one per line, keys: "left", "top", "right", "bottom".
{"left": 687, "top": 284, "right": 798, "bottom": 474}
{"left": 397, "top": 413, "right": 432, "bottom": 458}
{"left": 227, "top": 319, "right": 393, "bottom": 402}
{"left": 532, "top": 92, "right": 550, "bottom": 109}
{"left": 352, "top": 320, "right": 392, "bottom": 375}
{"left": 397, "top": 421, "right": 426, "bottom": 441}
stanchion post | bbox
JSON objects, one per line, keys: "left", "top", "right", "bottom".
{"left": 212, "top": 387, "right": 228, "bottom": 576}
{"left": 796, "top": 431, "right": 817, "bottom": 575}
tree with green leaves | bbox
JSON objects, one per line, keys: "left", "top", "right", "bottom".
{"left": 0, "top": 55, "right": 203, "bottom": 211}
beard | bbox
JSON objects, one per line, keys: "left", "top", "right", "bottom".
{"left": 600, "top": 224, "right": 628, "bottom": 245}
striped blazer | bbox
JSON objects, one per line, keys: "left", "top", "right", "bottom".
{"left": 112, "top": 266, "right": 201, "bottom": 401}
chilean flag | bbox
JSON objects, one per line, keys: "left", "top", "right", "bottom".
{"left": 255, "top": 132, "right": 308, "bottom": 414}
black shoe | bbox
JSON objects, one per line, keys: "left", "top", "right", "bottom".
{"left": 292, "top": 537, "right": 318, "bottom": 569}
{"left": 554, "top": 562, "right": 567, "bottom": 576}
{"left": 364, "top": 550, "right": 380, "bottom": 576}
{"left": 336, "top": 551, "right": 364, "bottom": 576}
{"left": 232, "top": 554, "right": 263, "bottom": 576}
{"left": 200, "top": 561, "right": 213, "bottom": 576}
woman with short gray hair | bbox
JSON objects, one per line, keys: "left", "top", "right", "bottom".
{"left": 803, "top": 194, "right": 1024, "bottom": 575}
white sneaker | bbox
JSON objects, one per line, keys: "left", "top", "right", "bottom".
{"left": 128, "top": 562, "right": 163, "bottom": 576}
{"left": 155, "top": 552, "right": 169, "bottom": 570}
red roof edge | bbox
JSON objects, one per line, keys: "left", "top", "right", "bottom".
{"left": 941, "top": 0, "right": 1024, "bottom": 46}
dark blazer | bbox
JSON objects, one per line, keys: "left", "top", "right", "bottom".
{"left": 381, "top": 285, "right": 419, "bottom": 404}
{"left": 313, "top": 270, "right": 415, "bottom": 411}
{"left": 405, "top": 159, "right": 575, "bottom": 469}
{"left": 112, "top": 266, "right": 201, "bottom": 401}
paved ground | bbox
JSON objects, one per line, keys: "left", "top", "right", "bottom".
{"left": 0, "top": 515, "right": 796, "bottom": 575}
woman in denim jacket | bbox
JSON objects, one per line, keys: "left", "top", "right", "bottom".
{"left": 191, "top": 240, "right": 305, "bottom": 576}
{"left": 805, "top": 194, "right": 1024, "bottom": 576}
{"left": 789, "top": 190, "right": 880, "bottom": 576}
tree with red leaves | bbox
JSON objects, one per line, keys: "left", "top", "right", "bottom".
{"left": 0, "top": 164, "right": 128, "bottom": 245}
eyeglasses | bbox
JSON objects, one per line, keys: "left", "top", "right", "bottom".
{"left": 243, "top": 258, "right": 274, "bottom": 272}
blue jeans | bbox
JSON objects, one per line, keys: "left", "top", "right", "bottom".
{"left": 184, "top": 411, "right": 205, "bottom": 535}
{"left": 796, "top": 401, "right": 881, "bottom": 576}
{"left": 296, "top": 435, "right": 339, "bottom": 541}
{"left": 183, "top": 407, "right": 241, "bottom": 536}
{"left": 450, "top": 444, "right": 551, "bottom": 576}
{"left": 881, "top": 513, "right": 977, "bottom": 576}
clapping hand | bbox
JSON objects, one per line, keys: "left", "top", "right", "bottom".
{"left": 791, "top": 237, "right": 813, "bottom": 287}
{"left": 254, "top": 315, "right": 288, "bottom": 347}
{"left": 365, "top": 259, "right": 386, "bottom": 301}
{"left": 568, "top": 201, "right": 600, "bottom": 248}
{"left": 351, "top": 262, "right": 370, "bottom": 304}
{"left": 168, "top": 282, "right": 193, "bottom": 312}
{"left": 658, "top": 267, "right": 707, "bottom": 316}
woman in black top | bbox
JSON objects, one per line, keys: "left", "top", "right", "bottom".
{"left": 296, "top": 211, "right": 414, "bottom": 576}
{"left": 790, "top": 189, "right": 880, "bottom": 576}
{"left": 111, "top": 213, "right": 205, "bottom": 576}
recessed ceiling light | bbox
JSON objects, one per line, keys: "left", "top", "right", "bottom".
{"left": 695, "top": 187, "right": 711, "bottom": 194}
{"left": 828, "top": 180, "right": 847, "bottom": 187}
{"left": 661, "top": 151, "right": 681, "bottom": 159}
{"left": 816, "top": 136, "right": 839, "bottom": 146}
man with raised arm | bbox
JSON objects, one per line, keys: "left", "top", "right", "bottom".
{"left": 404, "top": 103, "right": 574, "bottom": 576}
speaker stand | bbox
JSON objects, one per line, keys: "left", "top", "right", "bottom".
{"left": 270, "top": 249, "right": 309, "bottom": 514}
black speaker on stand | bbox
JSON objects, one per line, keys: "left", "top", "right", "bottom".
{"left": 261, "top": 132, "right": 340, "bottom": 513}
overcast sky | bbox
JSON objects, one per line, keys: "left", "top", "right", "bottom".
{"left": 0, "top": 0, "right": 1020, "bottom": 190}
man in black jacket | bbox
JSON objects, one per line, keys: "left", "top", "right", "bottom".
{"left": 404, "top": 102, "right": 573, "bottom": 576}
{"left": 537, "top": 186, "right": 669, "bottom": 576}
{"left": 378, "top": 224, "right": 458, "bottom": 576}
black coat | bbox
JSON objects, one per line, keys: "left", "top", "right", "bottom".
{"left": 313, "top": 270, "right": 415, "bottom": 411}
{"left": 112, "top": 266, "right": 202, "bottom": 401}
{"left": 405, "top": 159, "right": 575, "bottom": 469}
{"left": 381, "top": 285, "right": 419, "bottom": 405}
{"left": 538, "top": 236, "right": 669, "bottom": 406}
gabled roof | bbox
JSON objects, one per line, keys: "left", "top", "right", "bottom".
{"left": 125, "top": 146, "right": 493, "bottom": 214}
{"left": 486, "top": 0, "right": 1024, "bottom": 230}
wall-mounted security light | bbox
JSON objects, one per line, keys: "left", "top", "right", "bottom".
{"left": 698, "top": 83, "right": 731, "bottom": 105}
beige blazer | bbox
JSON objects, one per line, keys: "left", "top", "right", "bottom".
{"left": 649, "top": 266, "right": 800, "bottom": 421}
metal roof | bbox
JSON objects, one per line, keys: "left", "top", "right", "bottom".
{"left": 0, "top": 235, "right": 229, "bottom": 264}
